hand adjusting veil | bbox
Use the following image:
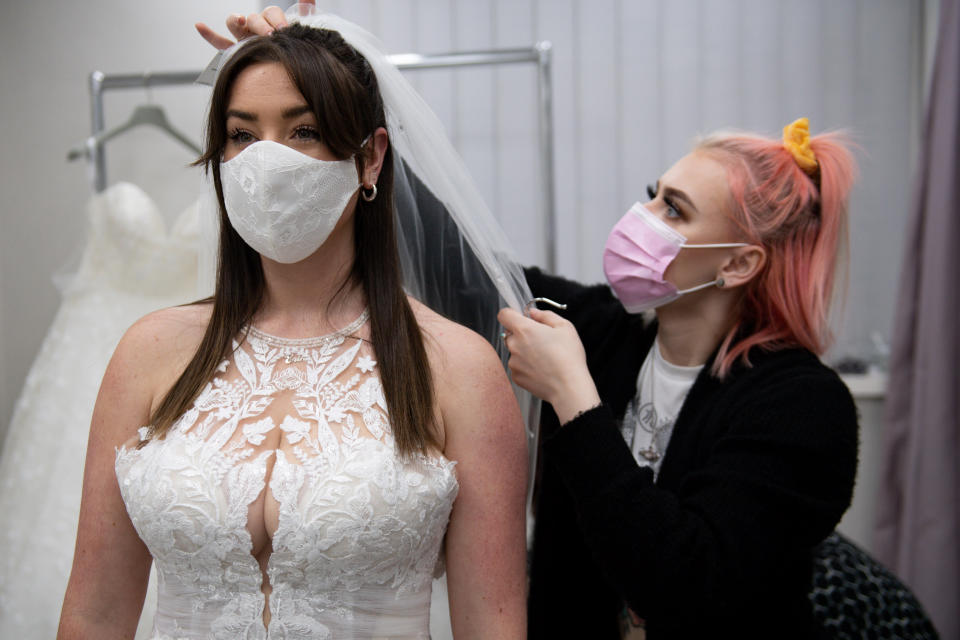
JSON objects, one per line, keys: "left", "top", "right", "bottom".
{"left": 198, "top": 5, "right": 541, "bottom": 525}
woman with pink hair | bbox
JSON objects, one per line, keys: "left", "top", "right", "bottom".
{"left": 499, "top": 119, "right": 859, "bottom": 639}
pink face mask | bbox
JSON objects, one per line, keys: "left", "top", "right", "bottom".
{"left": 602, "top": 202, "right": 748, "bottom": 313}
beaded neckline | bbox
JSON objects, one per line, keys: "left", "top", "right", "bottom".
{"left": 245, "top": 309, "right": 369, "bottom": 348}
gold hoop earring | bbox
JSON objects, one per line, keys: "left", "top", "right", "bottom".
{"left": 361, "top": 184, "right": 377, "bottom": 202}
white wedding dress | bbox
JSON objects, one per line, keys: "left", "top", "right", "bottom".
{"left": 0, "top": 182, "right": 200, "bottom": 638}
{"left": 0, "top": 181, "right": 458, "bottom": 639}
{"left": 115, "top": 309, "right": 458, "bottom": 639}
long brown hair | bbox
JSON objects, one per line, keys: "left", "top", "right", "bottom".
{"left": 146, "top": 24, "right": 438, "bottom": 456}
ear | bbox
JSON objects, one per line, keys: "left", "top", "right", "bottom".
{"left": 717, "top": 245, "right": 766, "bottom": 289}
{"left": 361, "top": 126, "right": 389, "bottom": 189}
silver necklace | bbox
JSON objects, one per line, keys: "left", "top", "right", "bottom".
{"left": 631, "top": 348, "right": 670, "bottom": 462}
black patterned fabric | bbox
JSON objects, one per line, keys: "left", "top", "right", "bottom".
{"left": 810, "top": 532, "right": 939, "bottom": 639}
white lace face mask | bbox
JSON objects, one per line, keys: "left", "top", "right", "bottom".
{"left": 221, "top": 140, "right": 360, "bottom": 264}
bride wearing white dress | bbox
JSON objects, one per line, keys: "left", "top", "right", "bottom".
{"left": 58, "top": 9, "right": 528, "bottom": 639}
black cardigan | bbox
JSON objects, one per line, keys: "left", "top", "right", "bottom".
{"left": 525, "top": 267, "right": 859, "bottom": 640}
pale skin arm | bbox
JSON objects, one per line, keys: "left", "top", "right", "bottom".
{"left": 57, "top": 315, "right": 175, "bottom": 639}
{"left": 433, "top": 324, "right": 529, "bottom": 638}
{"left": 496, "top": 307, "right": 601, "bottom": 424}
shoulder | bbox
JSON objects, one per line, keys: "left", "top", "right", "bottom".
{"left": 712, "top": 348, "right": 860, "bottom": 530}
{"left": 408, "top": 297, "right": 524, "bottom": 453}
{"left": 408, "top": 297, "right": 505, "bottom": 387}
{"left": 720, "top": 347, "right": 858, "bottom": 444}
{"left": 90, "top": 302, "right": 211, "bottom": 449}
{"left": 736, "top": 348, "right": 852, "bottom": 402}
{"left": 112, "top": 302, "right": 212, "bottom": 414}
{"left": 117, "top": 302, "right": 211, "bottom": 368}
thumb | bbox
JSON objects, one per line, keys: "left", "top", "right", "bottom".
{"left": 497, "top": 307, "right": 526, "bottom": 332}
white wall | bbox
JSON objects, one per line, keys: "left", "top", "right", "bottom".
{"left": 0, "top": 1, "right": 930, "bottom": 459}
{"left": 312, "top": 0, "right": 924, "bottom": 367}
{"left": 0, "top": 1, "right": 258, "bottom": 442}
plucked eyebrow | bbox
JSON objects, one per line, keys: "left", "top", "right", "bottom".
{"left": 225, "top": 104, "right": 313, "bottom": 121}
{"left": 225, "top": 109, "right": 257, "bottom": 121}
{"left": 281, "top": 104, "right": 312, "bottom": 119}
{"left": 656, "top": 180, "right": 701, "bottom": 214}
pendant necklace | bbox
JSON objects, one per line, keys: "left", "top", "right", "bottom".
{"left": 634, "top": 348, "right": 668, "bottom": 462}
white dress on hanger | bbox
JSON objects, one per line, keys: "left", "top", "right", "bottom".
{"left": 115, "top": 309, "right": 458, "bottom": 639}
{"left": 0, "top": 182, "right": 200, "bottom": 639}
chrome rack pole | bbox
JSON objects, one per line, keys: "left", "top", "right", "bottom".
{"left": 535, "top": 41, "right": 555, "bottom": 273}
{"left": 88, "top": 70, "right": 205, "bottom": 192}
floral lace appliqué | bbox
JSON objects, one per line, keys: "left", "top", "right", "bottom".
{"left": 116, "top": 311, "right": 458, "bottom": 639}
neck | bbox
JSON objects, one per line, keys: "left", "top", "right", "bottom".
{"left": 254, "top": 221, "right": 366, "bottom": 337}
{"left": 654, "top": 292, "right": 737, "bottom": 366}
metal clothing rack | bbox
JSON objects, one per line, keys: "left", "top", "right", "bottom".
{"left": 81, "top": 44, "right": 557, "bottom": 271}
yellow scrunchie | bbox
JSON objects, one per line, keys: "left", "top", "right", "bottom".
{"left": 782, "top": 117, "right": 818, "bottom": 174}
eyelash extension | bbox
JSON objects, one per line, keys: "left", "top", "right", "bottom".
{"left": 646, "top": 183, "right": 657, "bottom": 199}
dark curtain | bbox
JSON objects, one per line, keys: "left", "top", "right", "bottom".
{"left": 874, "top": 1, "right": 960, "bottom": 637}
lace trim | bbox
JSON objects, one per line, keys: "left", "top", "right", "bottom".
{"left": 245, "top": 309, "right": 369, "bottom": 347}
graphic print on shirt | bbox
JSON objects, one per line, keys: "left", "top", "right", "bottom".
{"left": 619, "top": 342, "right": 703, "bottom": 477}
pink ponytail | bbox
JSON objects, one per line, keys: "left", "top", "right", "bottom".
{"left": 695, "top": 130, "right": 858, "bottom": 377}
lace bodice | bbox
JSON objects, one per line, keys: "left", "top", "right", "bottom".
{"left": 115, "top": 311, "right": 458, "bottom": 639}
